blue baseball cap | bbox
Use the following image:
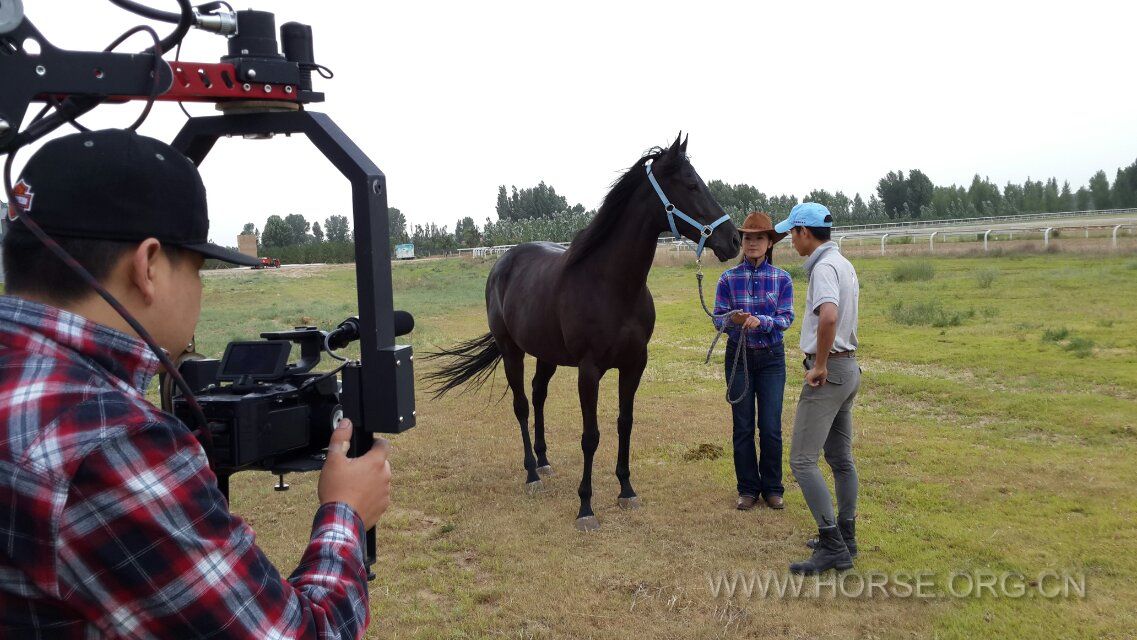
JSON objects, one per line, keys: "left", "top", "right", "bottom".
{"left": 774, "top": 202, "right": 834, "bottom": 234}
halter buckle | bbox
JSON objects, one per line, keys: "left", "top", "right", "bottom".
{"left": 701, "top": 224, "right": 714, "bottom": 238}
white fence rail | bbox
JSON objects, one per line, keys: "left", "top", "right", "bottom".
{"left": 456, "top": 210, "right": 1137, "bottom": 258}
{"left": 457, "top": 242, "right": 572, "bottom": 258}
{"left": 459, "top": 238, "right": 701, "bottom": 257}
{"left": 833, "top": 218, "right": 1137, "bottom": 255}
{"left": 833, "top": 208, "right": 1137, "bottom": 233}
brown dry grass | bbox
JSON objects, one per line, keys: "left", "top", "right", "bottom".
{"left": 234, "top": 368, "right": 933, "bottom": 640}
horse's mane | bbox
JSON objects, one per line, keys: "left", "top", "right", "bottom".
{"left": 563, "top": 147, "right": 667, "bottom": 267}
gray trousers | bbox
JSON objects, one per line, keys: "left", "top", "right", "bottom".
{"left": 789, "top": 355, "right": 861, "bottom": 528}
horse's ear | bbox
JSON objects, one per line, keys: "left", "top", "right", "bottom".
{"left": 680, "top": 133, "right": 689, "bottom": 153}
{"left": 668, "top": 131, "right": 683, "bottom": 155}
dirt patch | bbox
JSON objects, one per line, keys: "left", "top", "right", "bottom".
{"left": 454, "top": 549, "right": 478, "bottom": 568}
{"left": 203, "top": 263, "right": 352, "bottom": 279}
{"left": 414, "top": 589, "right": 448, "bottom": 605}
{"left": 381, "top": 507, "right": 443, "bottom": 536}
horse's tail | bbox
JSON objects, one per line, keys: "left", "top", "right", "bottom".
{"left": 423, "top": 332, "right": 502, "bottom": 398}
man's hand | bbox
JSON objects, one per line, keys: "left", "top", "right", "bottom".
{"left": 805, "top": 365, "right": 828, "bottom": 388}
{"left": 742, "top": 315, "right": 761, "bottom": 330}
{"left": 318, "top": 419, "right": 392, "bottom": 529}
{"left": 730, "top": 311, "right": 751, "bottom": 325}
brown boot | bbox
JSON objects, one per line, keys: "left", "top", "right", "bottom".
{"left": 736, "top": 494, "right": 758, "bottom": 511}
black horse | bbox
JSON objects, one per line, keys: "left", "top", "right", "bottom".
{"left": 427, "top": 134, "right": 739, "bottom": 530}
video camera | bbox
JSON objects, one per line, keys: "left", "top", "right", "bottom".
{"left": 172, "top": 313, "right": 415, "bottom": 479}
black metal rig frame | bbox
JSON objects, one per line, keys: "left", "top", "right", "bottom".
{"left": 172, "top": 111, "right": 415, "bottom": 572}
{"left": 1, "top": 5, "right": 416, "bottom": 574}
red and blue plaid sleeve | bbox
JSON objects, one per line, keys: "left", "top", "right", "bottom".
{"left": 758, "top": 270, "right": 795, "bottom": 333}
{"left": 712, "top": 272, "right": 734, "bottom": 331}
{"left": 56, "top": 414, "right": 370, "bottom": 640}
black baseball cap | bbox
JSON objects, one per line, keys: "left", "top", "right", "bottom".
{"left": 10, "top": 129, "right": 259, "bottom": 266}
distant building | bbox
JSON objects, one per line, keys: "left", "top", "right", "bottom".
{"left": 237, "top": 233, "right": 258, "bottom": 258}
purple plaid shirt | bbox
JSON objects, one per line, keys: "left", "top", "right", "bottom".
{"left": 711, "top": 259, "right": 795, "bottom": 348}
{"left": 0, "top": 296, "right": 371, "bottom": 639}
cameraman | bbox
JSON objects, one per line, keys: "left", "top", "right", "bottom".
{"left": 0, "top": 129, "right": 391, "bottom": 638}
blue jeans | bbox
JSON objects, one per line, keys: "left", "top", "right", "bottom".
{"left": 726, "top": 340, "right": 786, "bottom": 498}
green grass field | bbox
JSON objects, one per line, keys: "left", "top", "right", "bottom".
{"left": 200, "top": 251, "right": 1137, "bottom": 639}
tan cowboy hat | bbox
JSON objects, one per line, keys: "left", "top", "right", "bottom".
{"left": 737, "top": 211, "right": 786, "bottom": 243}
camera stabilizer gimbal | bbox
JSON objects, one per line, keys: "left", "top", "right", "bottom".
{"left": 1, "top": 0, "right": 415, "bottom": 572}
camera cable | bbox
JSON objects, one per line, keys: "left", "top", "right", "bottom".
{"left": 105, "top": 0, "right": 193, "bottom": 54}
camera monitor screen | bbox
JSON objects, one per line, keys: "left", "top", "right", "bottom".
{"left": 218, "top": 340, "right": 292, "bottom": 381}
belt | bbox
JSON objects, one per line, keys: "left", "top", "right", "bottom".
{"left": 805, "top": 351, "right": 856, "bottom": 359}
{"left": 727, "top": 339, "right": 783, "bottom": 352}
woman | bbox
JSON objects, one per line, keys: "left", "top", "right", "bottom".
{"left": 712, "top": 211, "right": 795, "bottom": 511}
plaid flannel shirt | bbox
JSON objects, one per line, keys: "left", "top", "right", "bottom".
{"left": 0, "top": 296, "right": 370, "bottom": 639}
{"left": 711, "top": 259, "right": 795, "bottom": 348}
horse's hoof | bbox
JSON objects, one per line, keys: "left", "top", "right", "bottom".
{"left": 574, "top": 515, "right": 601, "bottom": 532}
{"left": 525, "top": 480, "right": 545, "bottom": 495}
{"left": 617, "top": 496, "right": 641, "bottom": 510}
{"left": 536, "top": 465, "right": 555, "bottom": 478}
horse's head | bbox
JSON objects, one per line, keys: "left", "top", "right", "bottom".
{"left": 646, "top": 133, "right": 740, "bottom": 262}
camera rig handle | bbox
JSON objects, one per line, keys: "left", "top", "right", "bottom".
{"left": 260, "top": 326, "right": 326, "bottom": 376}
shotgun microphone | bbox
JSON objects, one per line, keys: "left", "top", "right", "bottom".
{"left": 326, "top": 311, "right": 414, "bottom": 350}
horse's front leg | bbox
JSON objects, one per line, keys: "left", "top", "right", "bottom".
{"left": 575, "top": 363, "right": 605, "bottom": 531}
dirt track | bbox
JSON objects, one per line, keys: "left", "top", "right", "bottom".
{"left": 203, "top": 263, "right": 354, "bottom": 279}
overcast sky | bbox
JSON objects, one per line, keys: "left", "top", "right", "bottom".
{"left": 14, "top": 0, "right": 1137, "bottom": 245}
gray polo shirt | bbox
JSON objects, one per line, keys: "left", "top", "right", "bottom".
{"left": 800, "top": 241, "right": 859, "bottom": 355}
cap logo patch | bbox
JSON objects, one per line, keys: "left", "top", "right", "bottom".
{"left": 10, "top": 179, "right": 33, "bottom": 220}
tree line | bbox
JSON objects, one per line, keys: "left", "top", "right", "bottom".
{"left": 711, "top": 157, "right": 1137, "bottom": 227}
{"left": 236, "top": 214, "right": 355, "bottom": 265}
{"left": 228, "top": 157, "right": 1137, "bottom": 264}
{"left": 382, "top": 182, "right": 599, "bottom": 256}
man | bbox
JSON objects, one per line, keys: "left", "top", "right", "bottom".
{"left": 0, "top": 129, "right": 391, "bottom": 638}
{"left": 773, "top": 202, "right": 861, "bottom": 574}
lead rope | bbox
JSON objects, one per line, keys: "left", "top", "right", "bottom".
{"left": 695, "top": 257, "right": 749, "bottom": 405}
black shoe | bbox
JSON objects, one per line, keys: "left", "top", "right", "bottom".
{"left": 806, "top": 517, "right": 857, "bottom": 558}
{"left": 791, "top": 526, "right": 854, "bottom": 574}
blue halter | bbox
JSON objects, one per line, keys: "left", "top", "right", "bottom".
{"left": 645, "top": 160, "right": 732, "bottom": 259}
